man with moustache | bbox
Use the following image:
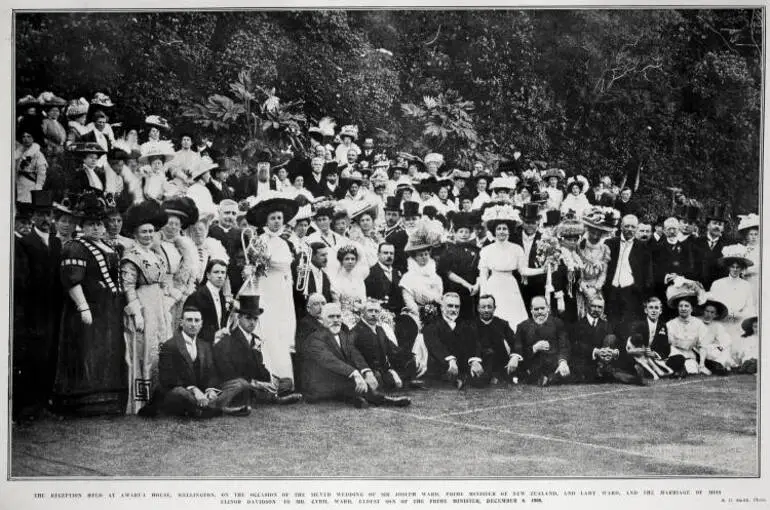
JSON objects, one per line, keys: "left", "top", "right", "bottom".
{"left": 692, "top": 205, "right": 730, "bottom": 288}
{"left": 364, "top": 242, "right": 404, "bottom": 314}
{"left": 386, "top": 200, "right": 419, "bottom": 273}
{"left": 512, "top": 296, "right": 571, "bottom": 386}
{"left": 302, "top": 303, "right": 411, "bottom": 408}
{"left": 511, "top": 203, "right": 544, "bottom": 312}
{"left": 652, "top": 217, "right": 697, "bottom": 314}
{"left": 635, "top": 221, "right": 653, "bottom": 245}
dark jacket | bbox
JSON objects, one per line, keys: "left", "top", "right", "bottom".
{"left": 651, "top": 238, "right": 697, "bottom": 286}
{"left": 186, "top": 284, "right": 229, "bottom": 343}
{"left": 629, "top": 319, "right": 671, "bottom": 359}
{"left": 295, "top": 315, "right": 324, "bottom": 355}
{"left": 570, "top": 316, "right": 618, "bottom": 368}
{"left": 691, "top": 236, "right": 727, "bottom": 289}
{"left": 213, "top": 326, "right": 272, "bottom": 383}
{"left": 422, "top": 318, "right": 480, "bottom": 376}
{"left": 603, "top": 236, "right": 653, "bottom": 293}
{"left": 513, "top": 316, "right": 570, "bottom": 365}
{"left": 350, "top": 321, "right": 396, "bottom": 373}
{"left": 364, "top": 263, "right": 403, "bottom": 313}
{"left": 158, "top": 332, "right": 220, "bottom": 392}
{"left": 302, "top": 328, "right": 370, "bottom": 400}
{"left": 476, "top": 316, "right": 516, "bottom": 371}
{"left": 206, "top": 180, "right": 234, "bottom": 204}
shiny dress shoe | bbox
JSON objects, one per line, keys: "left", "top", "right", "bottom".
{"left": 274, "top": 393, "right": 303, "bottom": 405}
{"left": 198, "top": 406, "right": 224, "bottom": 419}
{"left": 407, "top": 379, "right": 427, "bottom": 390}
{"left": 223, "top": 405, "right": 251, "bottom": 417}
{"left": 381, "top": 395, "right": 411, "bottom": 407}
{"left": 352, "top": 396, "right": 370, "bottom": 409}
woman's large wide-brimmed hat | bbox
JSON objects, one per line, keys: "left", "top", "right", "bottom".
{"left": 37, "top": 91, "right": 67, "bottom": 108}
{"left": 666, "top": 278, "right": 706, "bottom": 309}
{"left": 189, "top": 156, "right": 220, "bottom": 181}
{"left": 737, "top": 213, "right": 759, "bottom": 233}
{"left": 543, "top": 168, "right": 566, "bottom": 181}
{"left": 138, "top": 140, "right": 176, "bottom": 165}
{"left": 582, "top": 205, "right": 621, "bottom": 233}
{"left": 693, "top": 294, "right": 728, "bottom": 321}
{"left": 482, "top": 203, "right": 521, "bottom": 233}
{"left": 555, "top": 217, "right": 585, "bottom": 239}
{"left": 124, "top": 200, "right": 169, "bottom": 233}
{"left": 347, "top": 199, "right": 379, "bottom": 221}
{"left": 145, "top": 115, "right": 171, "bottom": 131}
{"left": 72, "top": 191, "right": 109, "bottom": 221}
{"left": 65, "top": 98, "right": 90, "bottom": 118}
{"left": 718, "top": 244, "right": 754, "bottom": 269}
{"left": 246, "top": 191, "right": 300, "bottom": 227}
{"left": 70, "top": 141, "right": 108, "bottom": 157}
{"left": 162, "top": 196, "right": 200, "bottom": 229}
{"left": 404, "top": 218, "right": 445, "bottom": 253}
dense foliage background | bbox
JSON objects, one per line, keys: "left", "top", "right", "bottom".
{"left": 15, "top": 9, "right": 762, "bottom": 218}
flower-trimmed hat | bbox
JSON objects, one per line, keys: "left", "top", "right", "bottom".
{"left": 582, "top": 206, "right": 621, "bottom": 233}
{"left": 566, "top": 175, "right": 590, "bottom": 194}
{"left": 481, "top": 203, "right": 521, "bottom": 233}
{"left": 665, "top": 277, "right": 707, "bottom": 309}
{"left": 246, "top": 191, "right": 300, "bottom": 227}
{"left": 555, "top": 217, "right": 585, "bottom": 239}
{"left": 719, "top": 244, "right": 754, "bottom": 269}
{"left": 124, "top": 200, "right": 169, "bottom": 233}
{"left": 71, "top": 191, "right": 110, "bottom": 221}
{"left": 423, "top": 152, "right": 444, "bottom": 168}
{"left": 543, "top": 168, "right": 566, "bottom": 181}
{"left": 313, "top": 199, "right": 337, "bottom": 220}
{"left": 162, "top": 196, "right": 200, "bottom": 229}
{"left": 145, "top": 115, "right": 171, "bottom": 131}
{"left": 489, "top": 176, "right": 519, "bottom": 191}
{"left": 91, "top": 92, "right": 115, "bottom": 108}
{"left": 339, "top": 125, "right": 359, "bottom": 141}
{"left": 404, "top": 218, "right": 445, "bottom": 253}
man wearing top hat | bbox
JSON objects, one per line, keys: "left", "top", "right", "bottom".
{"left": 511, "top": 203, "right": 545, "bottom": 313}
{"left": 15, "top": 191, "right": 63, "bottom": 420}
{"left": 692, "top": 205, "right": 730, "bottom": 288}
{"left": 212, "top": 295, "right": 303, "bottom": 406}
{"left": 386, "top": 200, "right": 419, "bottom": 274}
{"left": 676, "top": 204, "right": 701, "bottom": 243}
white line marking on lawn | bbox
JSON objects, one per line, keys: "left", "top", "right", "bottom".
{"left": 375, "top": 403, "right": 745, "bottom": 475}
{"left": 428, "top": 378, "right": 717, "bottom": 419}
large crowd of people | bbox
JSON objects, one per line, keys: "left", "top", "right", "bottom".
{"left": 12, "top": 91, "right": 760, "bottom": 422}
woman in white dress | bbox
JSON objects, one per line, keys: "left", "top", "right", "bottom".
{"left": 331, "top": 244, "right": 369, "bottom": 330}
{"left": 561, "top": 176, "right": 591, "bottom": 220}
{"left": 245, "top": 193, "right": 300, "bottom": 388}
{"left": 709, "top": 245, "right": 755, "bottom": 341}
{"left": 471, "top": 175, "right": 492, "bottom": 210}
{"left": 478, "top": 204, "right": 546, "bottom": 332}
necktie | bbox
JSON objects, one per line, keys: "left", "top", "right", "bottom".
{"left": 250, "top": 334, "right": 258, "bottom": 349}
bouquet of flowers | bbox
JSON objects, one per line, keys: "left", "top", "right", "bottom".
{"left": 535, "top": 234, "right": 561, "bottom": 269}
{"left": 242, "top": 230, "right": 272, "bottom": 279}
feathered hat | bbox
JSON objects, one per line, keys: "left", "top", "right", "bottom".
{"left": 555, "top": 217, "right": 585, "bottom": 239}
{"left": 582, "top": 206, "right": 621, "bottom": 233}
{"left": 543, "top": 168, "right": 566, "bottom": 181}
{"left": 313, "top": 199, "right": 337, "bottom": 219}
{"left": 566, "top": 175, "right": 590, "bottom": 194}
{"left": 91, "top": 92, "right": 114, "bottom": 108}
{"left": 737, "top": 213, "right": 759, "bottom": 232}
{"left": 145, "top": 115, "right": 171, "bottom": 131}
{"left": 404, "top": 218, "right": 445, "bottom": 253}
{"left": 37, "top": 91, "right": 67, "bottom": 108}
{"left": 71, "top": 191, "right": 110, "bottom": 221}
{"left": 124, "top": 200, "right": 169, "bottom": 233}
{"left": 481, "top": 204, "right": 521, "bottom": 232}
{"left": 65, "top": 98, "right": 90, "bottom": 118}
{"left": 489, "top": 176, "right": 519, "bottom": 191}
{"left": 162, "top": 196, "right": 200, "bottom": 229}
{"left": 423, "top": 152, "right": 444, "bottom": 168}
{"left": 108, "top": 139, "right": 136, "bottom": 161}
{"left": 308, "top": 116, "right": 336, "bottom": 142}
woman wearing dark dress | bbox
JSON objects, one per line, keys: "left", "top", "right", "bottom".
{"left": 53, "top": 192, "right": 127, "bottom": 416}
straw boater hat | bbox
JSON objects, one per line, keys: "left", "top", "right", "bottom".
{"left": 162, "top": 196, "right": 200, "bottom": 229}
{"left": 737, "top": 213, "right": 759, "bottom": 232}
{"left": 138, "top": 140, "right": 175, "bottom": 165}
{"left": 693, "top": 293, "right": 728, "bottom": 321}
{"left": 348, "top": 200, "right": 379, "bottom": 221}
{"left": 718, "top": 244, "right": 754, "bottom": 269}
{"left": 582, "top": 206, "right": 621, "bottom": 233}
{"left": 404, "top": 218, "right": 445, "bottom": 253}
{"left": 481, "top": 204, "right": 521, "bottom": 233}
{"left": 124, "top": 200, "right": 169, "bottom": 232}
{"left": 665, "top": 277, "right": 707, "bottom": 309}
{"left": 245, "top": 191, "right": 300, "bottom": 227}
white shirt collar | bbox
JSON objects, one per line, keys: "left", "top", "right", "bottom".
{"left": 379, "top": 262, "right": 393, "bottom": 273}
{"left": 443, "top": 315, "right": 456, "bottom": 330}
{"left": 34, "top": 226, "right": 49, "bottom": 245}
{"left": 205, "top": 281, "right": 222, "bottom": 298}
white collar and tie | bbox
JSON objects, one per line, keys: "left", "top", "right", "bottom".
{"left": 34, "top": 226, "right": 50, "bottom": 247}
{"left": 239, "top": 326, "right": 259, "bottom": 349}
{"left": 587, "top": 316, "right": 598, "bottom": 327}
{"left": 379, "top": 262, "right": 393, "bottom": 280}
{"left": 182, "top": 332, "right": 198, "bottom": 362}
{"left": 443, "top": 316, "right": 456, "bottom": 331}
{"left": 206, "top": 281, "right": 223, "bottom": 325}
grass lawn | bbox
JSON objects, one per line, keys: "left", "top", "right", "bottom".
{"left": 10, "top": 374, "right": 757, "bottom": 478}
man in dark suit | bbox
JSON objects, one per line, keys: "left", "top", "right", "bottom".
{"left": 206, "top": 164, "right": 234, "bottom": 204}
{"left": 511, "top": 204, "right": 544, "bottom": 313}
{"left": 303, "top": 156, "right": 328, "bottom": 198}
{"left": 364, "top": 242, "right": 404, "bottom": 313}
{"left": 16, "top": 191, "right": 63, "bottom": 420}
{"left": 213, "top": 296, "right": 302, "bottom": 405}
{"left": 652, "top": 217, "right": 697, "bottom": 316}
{"left": 628, "top": 296, "right": 671, "bottom": 360}
{"left": 294, "top": 292, "right": 328, "bottom": 390}
{"left": 157, "top": 306, "right": 251, "bottom": 418}
{"left": 475, "top": 295, "right": 519, "bottom": 384}
{"left": 295, "top": 242, "right": 333, "bottom": 318}
{"left": 422, "top": 293, "right": 486, "bottom": 388}
{"left": 603, "top": 214, "right": 653, "bottom": 330}
{"left": 186, "top": 260, "right": 230, "bottom": 343}
{"left": 512, "top": 296, "right": 571, "bottom": 386}
{"left": 208, "top": 200, "right": 241, "bottom": 259}
{"left": 301, "top": 303, "right": 410, "bottom": 408}
{"left": 570, "top": 296, "right": 643, "bottom": 384}
{"left": 692, "top": 205, "right": 730, "bottom": 289}
{"left": 384, "top": 198, "right": 412, "bottom": 273}
{"left": 350, "top": 300, "right": 420, "bottom": 390}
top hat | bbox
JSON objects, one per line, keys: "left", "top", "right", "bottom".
{"left": 15, "top": 201, "right": 34, "bottom": 220}
{"left": 238, "top": 295, "right": 264, "bottom": 317}
{"left": 384, "top": 196, "right": 401, "bottom": 212}
{"left": 30, "top": 190, "right": 54, "bottom": 210}
{"left": 676, "top": 204, "right": 701, "bottom": 222}
{"left": 520, "top": 203, "right": 541, "bottom": 223}
{"left": 705, "top": 204, "right": 730, "bottom": 223}
{"left": 543, "top": 209, "right": 561, "bottom": 228}
{"left": 401, "top": 201, "right": 420, "bottom": 218}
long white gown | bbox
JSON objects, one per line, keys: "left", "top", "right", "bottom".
{"left": 479, "top": 241, "right": 529, "bottom": 332}
{"left": 254, "top": 230, "right": 297, "bottom": 383}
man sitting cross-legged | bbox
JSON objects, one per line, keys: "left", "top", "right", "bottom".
{"left": 512, "top": 296, "right": 571, "bottom": 387}
{"left": 302, "top": 303, "right": 411, "bottom": 409}
{"left": 156, "top": 305, "right": 251, "bottom": 418}
{"left": 475, "top": 294, "right": 521, "bottom": 385}
{"left": 213, "top": 295, "right": 303, "bottom": 407}
{"left": 350, "top": 299, "right": 423, "bottom": 391}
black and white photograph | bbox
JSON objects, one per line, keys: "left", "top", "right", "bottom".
{"left": 6, "top": 3, "right": 765, "bottom": 490}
